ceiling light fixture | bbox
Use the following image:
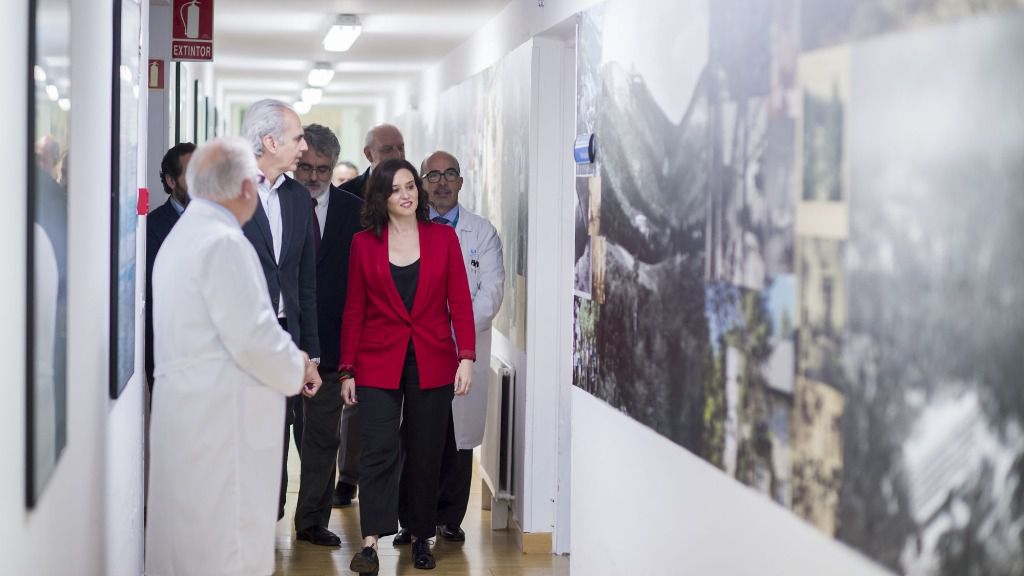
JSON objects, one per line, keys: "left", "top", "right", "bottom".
{"left": 294, "top": 100, "right": 312, "bottom": 115}
{"left": 323, "top": 14, "right": 362, "bottom": 52}
{"left": 301, "top": 87, "right": 323, "bottom": 105}
{"left": 307, "top": 61, "right": 335, "bottom": 87}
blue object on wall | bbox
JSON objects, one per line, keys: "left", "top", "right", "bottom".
{"left": 574, "top": 133, "right": 596, "bottom": 164}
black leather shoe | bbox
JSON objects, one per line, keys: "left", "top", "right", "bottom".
{"left": 333, "top": 481, "right": 357, "bottom": 507}
{"left": 440, "top": 524, "right": 465, "bottom": 542}
{"left": 296, "top": 525, "right": 341, "bottom": 546}
{"left": 350, "top": 546, "right": 379, "bottom": 574}
{"left": 392, "top": 528, "right": 412, "bottom": 545}
{"left": 412, "top": 539, "right": 436, "bottom": 570}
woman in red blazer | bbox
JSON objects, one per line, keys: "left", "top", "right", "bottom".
{"left": 340, "top": 158, "right": 475, "bottom": 573}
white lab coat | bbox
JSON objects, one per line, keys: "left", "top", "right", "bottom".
{"left": 145, "top": 199, "right": 304, "bottom": 576}
{"left": 452, "top": 206, "right": 505, "bottom": 449}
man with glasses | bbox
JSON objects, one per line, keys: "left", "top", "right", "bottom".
{"left": 338, "top": 123, "right": 405, "bottom": 199}
{"left": 291, "top": 124, "right": 364, "bottom": 546}
{"left": 393, "top": 150, "right": 505, "bottom": 544}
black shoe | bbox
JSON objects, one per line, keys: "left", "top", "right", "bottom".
{"left": 296, "top": 525, "right": 341, "bottom": 546}
{"left": 333, "top": 481, "right": 357, "bottom": 507}
{"left": 350, "top": 545, "right": 379, "bottom": 574}
{"left": 392, "top": 528, "right": 412, "bottom": 545}
{"left": 439, "top": 524, "right": 465, "bottom": 542}
{"left": 412, "top": 539, "right": 436, "bottom": 570}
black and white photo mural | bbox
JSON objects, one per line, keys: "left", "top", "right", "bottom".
{"left": 415, "top": 41, "right": 531, "bottom": 349}
{"left": 572, "top": 0, "right": 1024, "bottom": 573}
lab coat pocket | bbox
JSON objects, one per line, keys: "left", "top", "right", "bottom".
{"left": 242, "top": 385, "right": 281, "bottom": 450}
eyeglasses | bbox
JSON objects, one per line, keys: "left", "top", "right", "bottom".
{"left": 295, "top": 163, "right": 333, "bottom": 177}
{"left": 423, "top": 168, "right": 461, "bottom": 183}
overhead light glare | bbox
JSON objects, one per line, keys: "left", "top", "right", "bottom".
{"left": 58, "top": 98, "right": 71, "bottom": 111}
{"left": 307, "top": 62, "right": 335, "bottom": 87}
{"left": 323, "top": 15, "right": 362, "bottom": 52}
{"left": 46, "top": 84, "right": 59, "bottom": 101}
{"left": 294, "top": 100, "right": 312, "bottom": 115}
{"left": 34, "top": 65, "right": 47, "bottom": 83}
{"left": 301, "top": 87, "right": 323, "bottom": 105}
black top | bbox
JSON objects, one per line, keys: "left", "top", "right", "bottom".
{"left": 390, "top": 259, "right": 420, "bottom": 367}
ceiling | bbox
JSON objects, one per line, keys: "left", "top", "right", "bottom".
{"left": 210, "top": 0, "right": 512, "bottom": 109}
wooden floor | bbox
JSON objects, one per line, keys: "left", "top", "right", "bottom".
{"left": 273, "top": 441, "right": 570, "bottom": 576}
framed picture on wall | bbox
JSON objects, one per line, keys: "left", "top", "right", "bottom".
{"left": 110, "top": 0, "right": 142, "bottom": 398}
{"left": 27, "top": 0, "right": 71, "bottom": 507}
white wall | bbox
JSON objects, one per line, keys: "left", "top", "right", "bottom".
{"left": 1, "top": 1, "right": 149, "bottom": 574}
{"left": 107, "top": 0, "right": 150, "bottom": 571}
{"left": 571, "top": 389, "right": 891, "bottom": 575}
{"left": 404, "top": 0, "right": 602, "bottom": 111}
{"left": 146, "top": 3, "right": 171, "bottom": 205}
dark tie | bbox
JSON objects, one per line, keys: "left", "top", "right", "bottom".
{"left": 312, "top": 198, "right": 321, "bottom": 250}
{"left": 432, "top": 215, "right": 451, "bottom": 227}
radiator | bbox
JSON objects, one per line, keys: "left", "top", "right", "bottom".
{"left": 480, "top": 355, "right": 515, "bottom": 529}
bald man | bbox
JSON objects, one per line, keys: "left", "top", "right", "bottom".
{"left": 337, "top": 123, "right": 405, "bottom": 200}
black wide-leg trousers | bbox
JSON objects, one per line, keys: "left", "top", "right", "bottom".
{"left": 357, "top": 363, "right": 453, "bottom": 540}
{"left": 398, "top": 414, "right": 473, "bottom": 529}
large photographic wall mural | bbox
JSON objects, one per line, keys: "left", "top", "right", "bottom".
{"left": 572, "top": 0, "right": 1024, "bottom": 573}
{"left": 413, "top": 42, "right": 531, "bottom": 348}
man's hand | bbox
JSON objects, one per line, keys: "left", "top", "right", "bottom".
{"left": 454, "top": 359, "right": 473, "bottom": 396}
{"left": 300, "top": 354, "right": 322, "bottom": 398}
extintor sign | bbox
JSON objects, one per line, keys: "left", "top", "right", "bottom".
{"left": 148, "top": 59, "right": 165, "bottom": 90}
{"left": 171, "top": 0, "right": 214, "bottom": 61}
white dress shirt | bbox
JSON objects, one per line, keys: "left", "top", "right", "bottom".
{"left": 312, "top": 186, "right": 329, "bottom": 240}
{"left": 257, "top": 172, "right": 286, "bottom": 317}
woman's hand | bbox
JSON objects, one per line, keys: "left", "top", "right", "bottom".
{"left": 454, "top": 359, "right": 474, "bottom": 396}
{"left": 341, "top": 376, "right": 358, "bottom": 406}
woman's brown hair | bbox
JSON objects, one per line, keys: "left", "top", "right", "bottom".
{"left": 361, "top": 158, "right": 430, "bottom": 236}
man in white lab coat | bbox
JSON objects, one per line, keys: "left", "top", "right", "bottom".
{"left": 145, "top": 138, "right": 322, "bottom": 576}
{"left": 395, "top": 150, "right": 505, "bottom": 544}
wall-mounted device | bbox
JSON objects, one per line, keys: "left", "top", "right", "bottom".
{"left": 574, "top": 133, "right": 597, "bottom": 165}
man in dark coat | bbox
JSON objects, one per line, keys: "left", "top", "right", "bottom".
{"left": 145, "top": 142, "right": 195, "bottom": 387}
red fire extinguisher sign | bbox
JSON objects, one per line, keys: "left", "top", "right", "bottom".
{"left": 171, "top": 0, "right": 215, "bottom": 62}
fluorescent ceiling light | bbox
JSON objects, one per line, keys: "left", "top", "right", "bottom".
{"left": 323, "top": 15, "right": 361, "bottom": 52}
{"left": 301, "top": 87, "right": 323, "bottom": 105}
{"left": 58, "top": 98, "right": 70, "bottom": 111}
{"left": 294, "top": 100, "right": 312, "bottom": 115}
{"left": 46, "top": 84, "right": 59, "bottom": 101}
{"left": 307, "top": 62, "right": 335, "bottom": 87}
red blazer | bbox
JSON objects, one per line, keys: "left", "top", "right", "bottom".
{"left": 340, "top": 221, "right": 476, "bottom": 390}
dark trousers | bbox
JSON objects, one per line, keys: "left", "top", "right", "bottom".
{"left": 337, "top": 402, "right": 361, "bottom": 486}
{"left": 436, "top": 418, "right": 474, "bottom": 528}
{"left": 294, "top": 369, "right": 342, "bottom": 531}
{"left": 399, "top": 414, "right": 473, "bottom": 529}
{"left": 277, "top": 318, "right": 304, "bottom": 519}
{"left": 358, "top": 365, "right": 452, "bottom": 540}
{"left": 279, "top": 394, "right": 304, "bottom": 518}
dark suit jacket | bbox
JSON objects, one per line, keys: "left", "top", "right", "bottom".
{"left": 316, "top": 186, "right": 364, "bottom": 373}
{"left": 338, "top": 167, "right": 369, "bottom": 199}
{"left": 340, "top": 221, "right": 475, "bottom": 391}
{"left": 242, "top": 176, "right": 320, "bottom": 357}
{"left": 145, "top": 198, "right": 181, "bottom": 384}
